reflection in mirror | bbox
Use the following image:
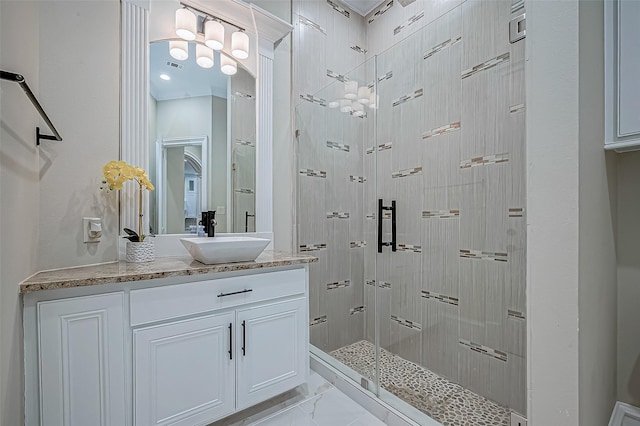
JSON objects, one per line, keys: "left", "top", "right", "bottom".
{"left": 148, "top": 41, "right": 256, "bottom": 235}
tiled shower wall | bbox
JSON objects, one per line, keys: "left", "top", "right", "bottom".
{"left": 296, "top": 0, "right": 526, "bottom": 416}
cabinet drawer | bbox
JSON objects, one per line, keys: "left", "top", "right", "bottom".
{"left": 130, "top": 268, "right": 306, "bottom": 326}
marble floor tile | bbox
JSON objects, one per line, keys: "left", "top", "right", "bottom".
{"left": 347, "top": 412, "right": 388, "bottom": 425}
{"left": 297, "top": 388, "right": 370, "bottom": 425}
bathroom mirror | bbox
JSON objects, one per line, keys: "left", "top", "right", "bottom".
{"left": 120, "top": 0, "right": 292, "bottom": 250}
{"left": 148, "top": 39, "right": 256, "bottom": 234}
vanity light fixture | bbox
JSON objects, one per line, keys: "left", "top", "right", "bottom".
{"left": 339, "top": 99, "right": 353, "bottom": 113}
{"left": 175, "top": 7, "right": 197, "bottom": 41}
{"left": 220, "top": 53, "right": 237, "bottom": 75}
{"left": 328, "top": 100, "right": 340, "bottom": 108}
{"left": 204, "top": 19, "right": 225, "bottom": 50}
{"left": 352, "top": 101, "right": 365, "bottom": 116}
{"left": 231, "top": 31, "right": 250, "bottom": 59}
{"left": 196, "top": 44, "right": 214, "bottom": 68}
{"left": 169, "top": 40, "right": 189, "bottom": 60}
{"left": 344, "top": 80, "right": 358, "bottom": 100}
{"left": 358, "top": 86, "right": 371, "bottom": 104}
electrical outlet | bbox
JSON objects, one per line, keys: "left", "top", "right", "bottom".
{"left": 511, "top": 412, "right": 527, "bottom": 426}
{"left": 83, "top": 217, "right": 102, "bottom": 243}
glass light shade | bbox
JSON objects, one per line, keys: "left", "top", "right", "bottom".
{"left": 175, "top": 8, "right": 197, "bottom": 41}
{"left": 369, "top": 92, "right": 379, "bottom": 108}
{"left": 204, "top": 20, "right": 225, "bottom": 50}
{"left": 352, "top": 101, "right": 365, "bottom": 116}
{"left": 220, "top": 54, "right": 237, "bottom": 75}
{"left": 196, "top": 44, "right": 214, "bottom": 68}
{"left": 328, "top": 100, "right": 340, "bottom": 108}
{"left": 344, "top": 81, "right": 358, "bottom": 99}
{"left": 231, "top": 31, "right": 250, "bottom": 59}
{"left": 358, "top": 86, "right": 371, "bottom": 104}
{"left": 169, "top": 40, "right": 188, "bottom": 60}
{"left": 339, "top": 99, "right": 352, "bottom": 113}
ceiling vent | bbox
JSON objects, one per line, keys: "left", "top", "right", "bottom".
{"left": 165, "top": 60, "right": 184, "bottom": 70}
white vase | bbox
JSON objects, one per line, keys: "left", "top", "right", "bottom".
{"left": 126, "top": 241, "right": 154, "bottom": 263}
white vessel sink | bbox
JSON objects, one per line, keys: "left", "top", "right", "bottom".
{"left": 180, "top": 236, "right": 271, "bottom": 264}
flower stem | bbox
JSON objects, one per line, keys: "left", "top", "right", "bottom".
{"left": 138, "top": 183, "right": 143, "bottom": 242}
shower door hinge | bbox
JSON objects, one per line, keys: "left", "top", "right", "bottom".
{"left": 510, "top": 12, "right": 526, "bottom": 43}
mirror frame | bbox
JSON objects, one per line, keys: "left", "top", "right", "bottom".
{"left": 120, "top": 0, "right": 292, "bottom": 257}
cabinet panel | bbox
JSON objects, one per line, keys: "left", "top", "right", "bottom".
{"left": 236, "top": 298, "right": 307, "bottom": 410}
{"left": 134, "top": 312, "right": 235, "bottom": 426}
{"left": 38, "top": 293, "right": 126, "bottom": 426}
{"left": 618, "top": 0, "right": 640, "bottom": 136}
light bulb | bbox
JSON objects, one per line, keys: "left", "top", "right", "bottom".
{"left": 169, "top": 40, "right": 188, "bottom": 60}
{"left": 196, "top": 44, "right": 214, "bottom": 68}
{"left": 231, "top": 31, "right": 249, "bottom": 59}
{"left": 205, "top": 20, "right": 224, "bottom": 50}
{"left": 344, "top": 80, "right": 358, "bottom": 100}
{"left": 220, "top": 54, "right": 237, "bottom": 75}
{"left": 175, "top": 8, "right": 197, "bottom": 41}
{"left": 358, "top": 86, "right": 371, "bottom": 104}
{"left": 340, "top": 99, "right": 352, "bottom": 113}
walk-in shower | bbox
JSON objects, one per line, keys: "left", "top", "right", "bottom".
{"left": 296, "top": 0, "right": 525, "bottom": 424}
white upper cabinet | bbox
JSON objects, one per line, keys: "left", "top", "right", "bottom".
{"left": 605, "top": 0, "right": 640, "bottom": 152}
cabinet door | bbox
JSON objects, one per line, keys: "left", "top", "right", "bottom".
{"left": 134, "top": 312, "right": 235, "bottom": 426}
{"left": 236, "top": 298, "right": 307, "bottom": 410}
{"left": 38, "top": 292, "right": 126, "bottom": 426}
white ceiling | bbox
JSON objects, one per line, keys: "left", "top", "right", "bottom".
{"left": 341, "top": 0, "right": 386, "bottom": 17}
{"left": 149, "top": 42, "right": 229, "bottom": 102}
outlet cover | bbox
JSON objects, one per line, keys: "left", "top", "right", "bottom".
{"left": 511, "top": 412, "right": 527, "bottom": 426}
{"left": 83, "top": 217, "right": 102, "bottom": 243}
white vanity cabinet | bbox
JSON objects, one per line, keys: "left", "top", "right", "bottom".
{"left": 36, "top": 293, "right": 127, "bottom": 426}
{"left": 605, "top": 0, "right": 640, "bottom": 151}
{"left": 24, "top": 264, "right": 311, "bottom": 426}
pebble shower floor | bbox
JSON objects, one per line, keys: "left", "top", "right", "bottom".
{"left": 330, "top": 340, "right": 511, "bottom": 426}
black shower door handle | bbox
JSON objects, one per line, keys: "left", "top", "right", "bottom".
{"left": 378, "top": 199, "right": 397, "bottom": 253}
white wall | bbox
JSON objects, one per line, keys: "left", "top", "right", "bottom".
{"left": 577, "top": 1, "right": 618, "bottom": 424}
{"left": 0, "top": 1, "right": 120, "bottom": 424}
{"left": 528, "top": 0, "right": 618, "bottom": 424}
{"left": 617, "top": 152, "right": 640, "bottom": 406}
{"left": 36, "top": 1, "right": 120, "bottom": 270}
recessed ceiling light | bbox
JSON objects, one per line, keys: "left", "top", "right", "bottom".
{"left": 160, "top": 74, "right": 171, "bottom": 81}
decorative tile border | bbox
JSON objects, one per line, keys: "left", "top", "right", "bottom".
{"left": 422, "top": 209, "right": 460, "bottom": 219}
{"left": 392, "top": 88, "right": 423, "bottom": 107}
{"left": 327, "top": 279, "right": 350, "bottom": 290}
{"left": 459, "top": 339, "right": 508, "bottom": 362}
{"left": 508, "top": 309, "right": 526, "bottom": 320}
{"left": 462, "top": 52, "right": 510, "bottom": 79}
{"left": 350, "top": 175, "right": 366, "bottom": 183}
{"left": 235, "top": 138, "right": 255, "bottom": 147}
{"left": 350, "top": 241, "right": 367, "bottom": 248}
{"left": 327, "top": 69, "right": 348, "bottom": 83}
{"left": 309, "top": 315, "right": 328, "bottom": 326}
{"left": 365, "top": 279, "right": 376, "bottom": 286}
{"left": 393, "top": 11, "right": 424, "bottom": 36}
{"left": 326, "top": 140, "right": 350, "bottom": 152}
{"left": 299, "top": 15, "right": 326, "bottom": 35}
{"left": 423, "top": 35, "right": 462, "bottom": 60}
{"left": 378, "top": 142, "right": 393, "bottom": 151}
{"left": 391, "top": 315, "right": 422, "bottom": 331}
{"left": 421, "top": 290, "right": 459, "bottom": 306}
{"left": 299, "top": 243, "right": 327, "bottom": 252}
{"left": 349, "top": 111, "right": 368, "bottom": 119}
{"left": 459, "top": 153, "right": 509, "bottom": 169}
{"left": 300, "top": 93, "right": 327, "bottom": 107}
{"left": 366, "top": 280, "right": 391, "bottom": 288}
{"left": 378, "top": 71, "right": 393, "bottom": 83}
{"left": 366, "top": 146, "right": 375, "bottom": 154}
{"left": 398, "top": 244, "right": 422, "bottom": 253}
{"left": 366, "top": 213, "right": 376, "bottom": 220}
{"left": 351, "top": 45, "right": 367, "bottom": 54}
{"left": 299, "top": 168, "right": 327, "bottom": 178}
{"left": 350, "top": 305, "right": 366, "bottom": 315}
{"left": 392, "top": 167, "right": 422, "bottom": 178}
{"left": 368, "top": 0, "right": 393, "bottom": 24}
{"left": 510, "top": 103, "right": 525, "bottom": 114}
{"left": 508, "top": 207, "right": 525, "bottom": 217}
{"left": 422, "top": 122, "right": 461, "bottom": 139}
{"left": 327, "top": 0, "right": 350, "bottom": 18}
{"left": 234, "top": 188, "right": 254, "bottom": 194}
{"left": 235, "top": 91, "right": 255, "bottom": 100}
{"left": 326, "top": 211, "right": 350, "bottom": 219}
{"left": 511, "top": 0, "right": 525, "bottom": 13}
{"left": 459, "top": 249, "right": 508, "bottom": 262}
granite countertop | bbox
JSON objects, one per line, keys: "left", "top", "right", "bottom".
{"left": 20, "top": 251, "right": 317, "bottom": 294}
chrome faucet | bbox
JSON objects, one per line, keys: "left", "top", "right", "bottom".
{"left": 200, "top": 211, "right": 217, "bottom": 237}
